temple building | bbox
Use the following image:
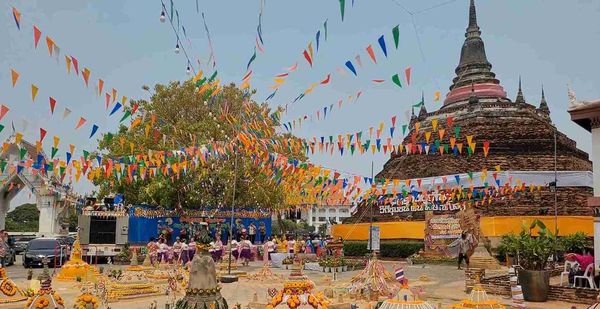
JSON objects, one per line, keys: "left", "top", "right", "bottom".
{"left": 347, "top": 0, "right": 592, "bottom": 225}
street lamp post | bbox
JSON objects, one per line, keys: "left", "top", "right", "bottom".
{"left": 552, "top": 128, "right": 558, "bottom": 235}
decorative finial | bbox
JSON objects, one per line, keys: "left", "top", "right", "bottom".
{"left": 538, "top": 85, "right": 550, "bottom": 114}
{"left": 515, "top": 76, "right": 525, "bottom": 104}
{"left": 466, "top": 0, "right": 481, "bottom": 38}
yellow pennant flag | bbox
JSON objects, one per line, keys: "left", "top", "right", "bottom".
{"left": 31, "top": 84, "right": 39, "bottom": 102}
{"left": 129, "top": 142, "right": 134, "bottom": 153}
{"left": 273, "top": 78, "right": 285, "bottom": 84}
{"left": 145, "top": 124, "right": 151, "bottom": 138}
{"left": 434, "top": 91, "right": 441, "bottom": 102}
{"left": 15, "top": 132, "right": 23, "bottom": 144}
{"left": 69, "top": 144, "right": 75, "bottom": 154}
{"left": 121, "top": 96, "right": 127, "bottom": 105}
{"left": 431, "top": 118, "right": 438, "bottom": 131}
{"left": 53, "top": 136, "right": 60, "bottom": 148}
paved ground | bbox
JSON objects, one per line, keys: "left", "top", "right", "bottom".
{"left": 1, "top": 256, "right": 587, "bottom": 308}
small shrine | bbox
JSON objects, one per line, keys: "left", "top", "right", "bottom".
{"left": 267, "top": 257, "right": 329, "bottom": 308}
{"left": 175, "top": 253, "right": 228, "bottom": 309}
{"left": 107, "top": 253, "right": 162, "bottom": 301}
{"left": 378, "top": 283, "right": 434, "bottom": 309}
{"left": 0, "top": 266, "right": 27, "bottom": 305}
{"left": 56, "top": 234, "right": 99, "bottom": 281}
{"left": 25, "top": 261, "right": 65, "bottom": 309}
{"left": 445, "top": 277, "right": 506, "bottom": 309}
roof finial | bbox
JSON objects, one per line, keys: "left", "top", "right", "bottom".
{"left": 466, "top": 0, "right": 481, "bottom": 38}
{"left": 539, "top": 84, "right": 550, "bottom": 114}
{"left": 515, "top": 76, "right": 525, "bottom": 104}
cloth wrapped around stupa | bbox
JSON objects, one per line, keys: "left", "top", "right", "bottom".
{"left": 0, "top": 266, "right": 27, "bottom": 305}
{"left": 25, "top": 262, "right": 65, "bottom": 309}
{"left": 175, "top": 252, "right": 228, "bottom": 309}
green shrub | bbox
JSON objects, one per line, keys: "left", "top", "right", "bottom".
{"left": 343, "top": 240, "right": 423, "bottom": 258}
{"left": 559, "top": 232, "right": 591, "bottom": 254}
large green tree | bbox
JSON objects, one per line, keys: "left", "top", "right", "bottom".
{"left": 93, "top": 81, "right": 305, "bottom": 211}
{"left": 6, "top": 203, "right": 39, "bottom": 232}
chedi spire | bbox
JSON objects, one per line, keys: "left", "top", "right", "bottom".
{"left": 443, "top": 0, "right": 507, "bottom": 106}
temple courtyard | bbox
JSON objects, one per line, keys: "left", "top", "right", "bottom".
{"left": 2, "top": 257, "right": 581, "bottom": 308}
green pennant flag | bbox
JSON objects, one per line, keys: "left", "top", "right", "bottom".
{"left": 392, "top": 25, "right": 400, "bottom": 49}
{"left": 120, "top": 110, "right": 131, "bottom": 122}
{"left": 443, "top": 144, "right": 449, "bottom": 153}
{"left": 350, "top": 144, "right": 355, "bottom": 155}
{"left": 467, "top": 171, "right": 474, "bottom": 180}
{"left": 467, "top": 146, "right": 473, "bottom": 155}
{"left": 0, "top": 124, "right": 4, "bottom": 133}
{"left": 83, "top": 150, "right": 89, "bottom": 160}
{"left": 402, "top": 125, "right": 408, "bottom": 135}
{"left": 391, "top": 74, "right": 402, "bottom": 88}
{"left": 105, "top": 133, "right": 113, "bottom": 142}
{"left": 51, "top": 147, "right": 58, "bottom": 159}
{"left": 208, "top": 71, "right": 218, "bottom": 83}
{"left": 435, "top": 139, "right": 441, "bottom": 147}
{"left": 19, "top": 148, "right": 27, "bottom": 160}
{"left": 0, "top": 160, "right": 6, "bottom": 173}
{"left": 60, "top": 166, "right": 66, "bottom": 176}
{"left": 47, "top": 162, "right": 54, "bottom": 171}
{"left": 364, "top": 139, "right": 371, "bottom": 149}
{"left": 339, "top": 0, "right": 345, "bottom": 21}
{"left": 454, "top": 126, "right": 460, "bottom": 138}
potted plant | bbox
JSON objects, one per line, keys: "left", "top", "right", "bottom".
{"left": 500, "top": 219, "right": 559, "bottom": 302}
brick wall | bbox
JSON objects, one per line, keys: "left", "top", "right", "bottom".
{"left": 480, "top": 273, "right": 598, "bottom": 305}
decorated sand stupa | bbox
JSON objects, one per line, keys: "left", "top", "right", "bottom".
{"left": 378, "top": 284, "right": 434, "bottom": 309}
{"left": 0, "top": 266, "right": 27, "bottom": 305}
{"left": 267, "top": 257, "right": 329, "bottom": 309}
{"left": 107, "top": 251, "right": 162, "bottom": 301}
{"left": 56, "top": 234, "right": 99, "bottom": 281}
{"left": 73, "top": 282, "right": 100, "bottom": 309}
{"left": 348, "top": 257, "right": 397, "bottom": 300}
{"left": 175, "top": 252, "right": 228, "bottom": 309}
{"left": 25, "top": 261, "right": 65, "bottom": 309}
{"left": 445, "top": 278, "right": 506, "bottom": 309}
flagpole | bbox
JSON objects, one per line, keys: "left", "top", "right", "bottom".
{"left": 369, "top": 161, "right": 374, "bottom": 255}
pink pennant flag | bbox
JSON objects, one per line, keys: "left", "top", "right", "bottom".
{"left": 0, "top": 105, "right": 9, "bottom": 121}
{"left": 105, "top": 93, "right": 111, "bottom": 110}
{"left": 391, "top": 116, "right": 397, "bottom": 127}
{"left": 71, "top": 56, "right": 79, "bottom": 76}
{"left": 285, "top": 63, "right": 298, "bottom": 72}
{"left": 275, "top": 72, "right": 289, "bottom": 78}
{"left": 355, "top": 55, "right": 362, "bottom": 67}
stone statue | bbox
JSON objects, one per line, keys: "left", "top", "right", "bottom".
{"left": 568, "top": 83, "right": 600, "bottom": 110}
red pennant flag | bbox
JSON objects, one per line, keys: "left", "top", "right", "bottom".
{"left": 391, "top": 116, "right": 397, "bottom": 127}
{"left": 320, "top": 74, "right": 331, "bottom": 85}
{"left": 0, "top": 105, "right": 9, "bottom": 121}
{"left": 446, "top": 116, "right": 453, "bottom": 128}
{"left": 483, "top": 140, "right": 490, "bottom": 157}
{"left": 71, "top": 56, "right": 79, "bottom": 76}
{"left": 75, "top": 117, "right": 87, "bottom": 129}
{"left": 105, "top": 93, "right": 110, "bottom": 110}
{"left": 131, "top": 103, "right": 139, "bottom": 114}
{"left": 49, "top": 97, "right": 56, "bottom": 114}
{"left": 372, "top": 79, "right": 385, "bottom": 83}
{"left": 405, "top": 67, "right": 412, "bottom": 86}
{"left": 33, "top": 26, "right": 42, "bottom": 48}
{"left": 302, "top": 50, "right": 313, "bottom": 67}
{"left": 366, "top": 44, "right": 377, "bottom": 64}
{"left": 40, "top": 128, "right": 47, "bottom": 142}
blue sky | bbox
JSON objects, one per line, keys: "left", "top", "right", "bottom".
{"left": 1, "top": 0, "right": 599, "bottom": 206}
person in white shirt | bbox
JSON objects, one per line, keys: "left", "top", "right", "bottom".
{"left": 157, "top": 238, "right": 168, "bottom": 263}
{"left": 172, "top": 237, "right": 182, "bottom": 262}
{"left": 287, "top": 237, "right": 296, "bottom": 254}
{"left": 180, "top": 240, "right": 190, "bottom": 264}
{"left": 265, "top": 237, "right": 275, "bottom": 260}
{"left": 248, "top": 222, "right": 257, "bottom": 244}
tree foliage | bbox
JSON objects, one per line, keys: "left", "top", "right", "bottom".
{"left": 93, "top": 81, "right": 306, "bottom": 211}
{"left": 5, "top": 203, "right": 39, "bottom": 232}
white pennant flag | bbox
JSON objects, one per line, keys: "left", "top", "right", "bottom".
{"left": 63, "top": 107, "right": 72, "bottom": 119}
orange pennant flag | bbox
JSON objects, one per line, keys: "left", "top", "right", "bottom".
{"left": 65, "top": 56, "right": 72, "bottom": 74}
{"left": 82, "top": 68, "right": 91, "bottom": 86}
{"left": 0, "top": 105, "right": 9, "bottom": 121}
{"left": 112, "top": 88, "right": 117, "bottom": 103}
{"left": 10, "top": 69, "right": 19, "bottom": 87}
{"left": 45, "top": 36, "right": 54, "bottom": 56}
{"left": 33, "top": 25, "right": 42, "bottom": 49}
{"left": 75, "top": 117, "right": 86, "bottom": 129}
{"left": 98, "top": 79, "right": 104, "bottom": 96}
{"left": 434, "top": 91, "right": 441, "bottom": 102}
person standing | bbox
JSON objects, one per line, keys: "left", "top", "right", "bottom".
{"left": 449, "top": 233, "right": 470, "bottom": 270}
{"left": 147, "top": 237, "right": 158, "bottom": 265}
{"left": 258, "top": 222, "right": 267, "bottom": 244}
{"left": 248, "top": 222, "right": 257, "bottom": 244}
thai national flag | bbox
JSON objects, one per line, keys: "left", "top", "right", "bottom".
{"left": 395, "top": 267, "right": 405, "bottom": 283}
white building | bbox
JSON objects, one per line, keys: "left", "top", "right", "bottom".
{"left": 302, "top": 204, "right": 353, "bottom": 228}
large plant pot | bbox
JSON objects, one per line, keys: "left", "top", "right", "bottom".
{"left": 518, "top": 269, "right": 550, "bottom": 302}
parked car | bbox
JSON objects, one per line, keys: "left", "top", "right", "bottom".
{"left": 13, "top": 235, "right": 36, "bottom": 255}
{"left": 23, "top": 238, "right": 69, "bottom": 268}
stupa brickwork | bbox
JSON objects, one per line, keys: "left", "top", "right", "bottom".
{"left": 357, "top": 0, "right": 592, "bottom": 221}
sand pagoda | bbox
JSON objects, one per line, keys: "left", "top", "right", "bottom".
{"left": 56, "top": 234, "right": 99, "bottom": 281}
{"left": 107, "top": 251, "right": 162, "bottom": 301}
{"left": 347, "top": 257, "right": 397, "bottom": 300}
{"left": 445, "top": 278, "right": 506, "bottom": 309}
{"left": 267, "top": 257, "right": 329, "bottom": 309}
{"left": 0, "top": 266, "right": 27, "bottom": 305}
{"left": 378, "top": 284, "right": 434, "bottom": 309}
{"left": 25, "top": 261, "right": 65, "bottom": 309}
{"left": 176, "top": 253, "right": 228, "bottom": 309}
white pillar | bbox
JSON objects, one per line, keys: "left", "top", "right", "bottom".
{"left": 592, "top": 127, "right": 600, "bottom": 267}
{"left": 0, "top": 196, "right": 9, "bottom": 230}
{"left": 37, "top": 193, "right": 59, "bottom": 236}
